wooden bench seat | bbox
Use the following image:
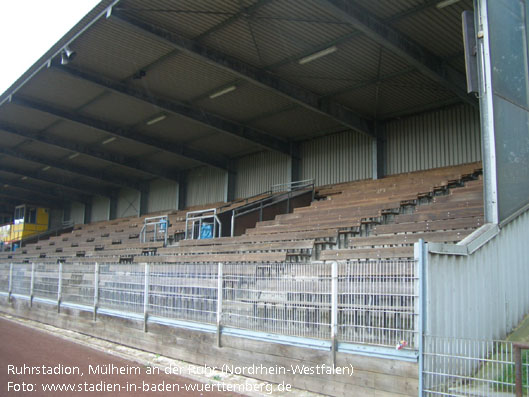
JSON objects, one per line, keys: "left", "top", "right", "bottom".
{"left": 321, "top": 246, "right": 414, "bottom": 260}
{"left": 349, "top": 230, "right": 471, "bottom": 247}
{"left": 158, "top": 240, "right": 314, "bottom": 255}
{"left": 134, "top": 252, "right": 287, "bottom": 263}
{"left": 372, "top": 216, "right": 482, "bottom": 235}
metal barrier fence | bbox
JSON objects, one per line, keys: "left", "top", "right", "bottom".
{"left": 423, "top": 335, "right": 529, "bottom": 396}
{"left": 0, "top": 259, "right": 419, "bottom": 351}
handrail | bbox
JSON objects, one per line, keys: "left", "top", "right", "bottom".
{"left": 140, "top": 215, "right": 168, "bottom": 245}
{"left": 185, "top": 208, "right": 222, "bottom": 240}
{"left": 230, "top": 179, "right": 314, "bottom": 237}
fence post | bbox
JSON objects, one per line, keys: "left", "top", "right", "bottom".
{"left": 415, "top": 239, "right": 427, "bottom": 397}
{"left": 331, "top": 261, "right": 338, "bottom": 367}
{"left": 8, "top": 263, "right": 13, "bottom": 302}
{"left": 57, "top": 262, "right": 63, "bottom": 313}
{"left": 93, "top": 262, "right": 99, "bottom": 321}
{"left": 143, "top": 263, "right": 150, "bottom": 332}
{"left": 29, "top": 262, "right": 35, "bottom": 307}
{"left": 513, "top": 342, "right": 529, "bottom": 397}
{"left": 217, "top": 262, "right": 223, "bottom": 348}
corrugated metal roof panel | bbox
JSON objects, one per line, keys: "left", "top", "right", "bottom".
{"left": 243, "top": 0, "right": 354, "bottom": 67}
{"left": 136, "top": 113, "right": 215, "bottom": 144}
{"left": 19, "top": 142, "right": 71, "bottom": 161}
{"left": 392, "top": 1, "right": 472, "bottom": 59}
{"left": 79, "top": 91, "right": 162, "bottom": 126}
{"left": 131, "top": 52, "right": 238, "bottom": 101}
{"left": 0, "top": 102, "right": 58, "bottom": 131}
{"left": 103, "top": 164, "right": 153, "bottom": 181}
{"left": 376, "top": 71, "right": 456, "bottom": 117}
{"left": 0, "top": 130, "right": 26, "bottom": 147}
{"left": 46, "top": 121, "right": 108, "bottom": 145}
{"left": 195, "top": 82, "right": 293, "bottom": 122}
{"left": 250, "top": 106, "right": 344, "bottom": 139}
{"left": 97, "top": 138, "right": 157, "bottom": 158}
{"left": 16, "top": 68, "right": 106, "bottom": 110}
{"left": 70, "top": 18, "right": 175, "bottom": 81}
{"left": 118, "top": 0, "right": 244, "bottom": 38}
{"left": 352, "top": 0, "right": 425, "bottom": 20}
{"left": 274, "top": 35, "right": 382, "bottom": 95}
{"left": 143, "top": 150, "right": 202, "bottom": 170}
{"left": 187, "top": 132, "right": 261, "bottom": 158}
{"left": 334, "top": 84, "right": 380, "bottom": 119}
{"left": 63, "top": 156, "right": 109, "bottom": 172}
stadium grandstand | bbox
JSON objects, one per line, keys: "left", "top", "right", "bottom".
{"left": 1, "top": 1, "right": 528, "bottom": 396}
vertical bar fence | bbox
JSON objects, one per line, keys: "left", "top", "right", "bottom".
{"left": 0, "top": 259, "right": 419, "bottom": 351}
{"left": 423, "top": 336, "right": 529, "bottom": 396}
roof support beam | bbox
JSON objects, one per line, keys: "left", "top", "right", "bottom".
{"left": 2, "top": 100, "right": 181, "bottom": 183}
{"left": 0, "top": 177, "right": 89, "bottom": 203}
{"left": 0, "top": 190, "right": 68, "bottom": 209}
{"left": 319, "top": 0, "right": 477, "bottom": 107}
{"left": 53, "top": 64, "right": 291, "bottom": 155}
{"left": 0, "top": 163, "right": 113, "bottom": 198}
{"left": 0, "top": 177, "right": 90, "bottom": 204}
{"left": 111, "top": 11, "right": 375, "bottom": 137}
{"left": 0, "top": 143, "right": 143, "bottom": 191}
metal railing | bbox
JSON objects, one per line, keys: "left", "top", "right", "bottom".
{"left": 0, "top": 259, "right": 419, "bottom": 353}
{"left": 140, "top": 215, "right": 168, "bottom": 245}
{"left": 423, "top": 335, "right": 529, "bottom": 396}
{"left": 184, "top": 209, "right": 222, "bottom": 240}
{"left": 230, "top": 179, "right": 314, "bottom": 237}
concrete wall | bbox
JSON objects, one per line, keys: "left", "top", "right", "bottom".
{"left": 0, "top": 298, "right": 418, "bottom": 397}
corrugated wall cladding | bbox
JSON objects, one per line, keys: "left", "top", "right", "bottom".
{"left": 234, "top": 151, "right": 289, "bottom": 199}
{"left": 117, "top": 188, "right": 140, "bottom": 218}
{"left": 300, "top": 130, "right": 373, "bottom": 186}
{"left": 147, "top": 179, "right": 178, "bottom": 213}
{"left": 186, "top": 167, "right": 225, "bottom": 207}
{"left": 427, "top": 209, "right": 529, "bottom": 341}
{"left": 386, "top": 104, "right": 481, "bottom": 175}
{"left": 91, "top": 196, "right": 109, "bottom": 222}
{"left": 49, "top": 208, "right": 63, "bottom": 229}
{"left": 71, "top": 202, "right": 85, "bottom": 225}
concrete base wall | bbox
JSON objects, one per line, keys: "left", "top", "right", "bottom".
{"left": 1, "top": 296, "right": 418, "bottom": 396}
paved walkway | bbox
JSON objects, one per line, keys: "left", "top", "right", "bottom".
{"left": 0, "top": 317, "right": 239, "bottom": 396}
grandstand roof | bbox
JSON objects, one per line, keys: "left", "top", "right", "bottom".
{"left": 0, "top": 0, "right": 476, "bottom": 213}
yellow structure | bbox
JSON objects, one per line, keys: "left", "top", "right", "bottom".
{"left": 0, "top": 205, "right": 49, "bottom": 246}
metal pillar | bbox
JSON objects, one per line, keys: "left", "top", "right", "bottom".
{"left": 217, "top": 262, "right": 223, "bottom": 348}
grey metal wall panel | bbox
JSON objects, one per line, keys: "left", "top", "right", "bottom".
{"left": 386, "top": 104, "right": 481, "bottom": 175}
{"left": 147, "top": 179, "right": 178, "bottom": 213}
{"left": 49, "top": 208, "right": 63, "bottom": 229}
{"left": 234, "top": 151, "right": 289, "bottom": 199}
{"left": 70, "top": 202, "right": 85, "bottom": 225}
{"left": 117, "top": 188, "right": 140, "bottom": 218}
{"left": 426, "top": 209, "right": 529, "bottom": 341}
{"left": 91, "top": 196, "right": 110, "bottom": 222}
{"left": 186, "top": 167, "right": 225, "bottom": 207}
{"left": 300, "top": 130, "right": 373, "bottom": 186}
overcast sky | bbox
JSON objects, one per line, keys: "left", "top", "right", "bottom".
{"left": 0, "top": 0, "right": 100, "bottom": 96}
